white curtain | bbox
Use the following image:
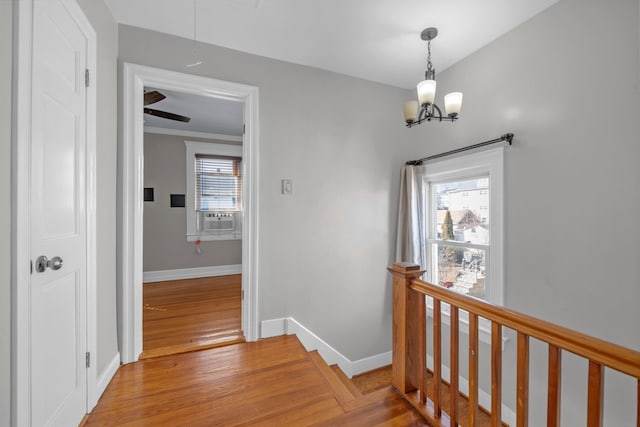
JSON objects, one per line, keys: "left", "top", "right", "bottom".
{"left": 395, "top": 165, "right": 426, "bottom": 268}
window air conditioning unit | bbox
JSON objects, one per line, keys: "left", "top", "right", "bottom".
{"left": 199, "top": 212, "right": 235, "bottom": 232}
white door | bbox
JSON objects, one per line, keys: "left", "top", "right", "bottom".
{"left": 30, "top": 1, "right": 89, "bottom": 425}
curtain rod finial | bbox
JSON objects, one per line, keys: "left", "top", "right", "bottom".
{"left": 503, "top": 133, "right": 514, "bottom": 145}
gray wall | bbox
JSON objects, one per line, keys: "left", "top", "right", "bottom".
{"left": 119, "top": 25, "right": 426, "bottom": 358}
{"left": 419, "top": 0, "right": 640, "bottom": 424}
{"left": 143, "top": 133, "right": 242, "bottom": 271}
{"left": 1, "top": 2, "right": 12, "bottom": 424}
{"left": 77, "top": 0, "right": 120, "bottom": 383}
{"left": 121, "top": 0, "right": 639, "bottom": 423}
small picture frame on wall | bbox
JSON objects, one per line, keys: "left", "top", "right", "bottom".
{"left": 170, "top": 194, "right": 185, "bottom": 208}
{"left": 143, "top": 187, "right": 154, "bottom": 202}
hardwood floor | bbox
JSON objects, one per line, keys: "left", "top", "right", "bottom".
{"left": 141, "top": 275, "right": 244, "bottom": 359}
{"left": 352, "top": 365, "right": 393, "bottom": 395}
{"left": 86, "top": 336, "right": 425, "bottom": 426}
{"left": 352, "top": 365, "right": 504, "bottom": 426}
{"left": 89, "top": 275, "right": 503, "bottom": 426}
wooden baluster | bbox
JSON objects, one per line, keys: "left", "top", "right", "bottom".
{"left": 491, "top": 322, "right": 502, "bottom": 427}
{"left": 587, "top": 361, "right": 604, "bottom": 427}
{"left": 388, "top": 263, "right": 425, "bottom": 394}
{"left": 408, "top": 288, "right": 426, "bottom": 401}
{"left": 469, "top": 313, "right": 479, "bottom": 427}
{"left": 547, "top": 345, "right": 562, "bottom": 427}
{"left": 637, "top": 379, "right": 639, "bottom": 427}
{"left": 516, "top": 332, "right": 529, "bottom": 427}
{"left": 449, "top": 305, "right": 459, "bottom": 425}
{"left": 433, "top": 298, "right": 442, "bottom": 417}
{"left": 414, "top": 292, "right": 426, "bottom": 404}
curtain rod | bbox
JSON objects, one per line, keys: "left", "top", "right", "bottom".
{"left": 405, "top": 133, "right": 514, "bottom": 166}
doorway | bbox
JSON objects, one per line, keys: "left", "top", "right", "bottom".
{"left": 140, "top": 87, "right": 245, "bottom": 358}
{"left": 120, "top": 64, "right": 259, "bottom": 364}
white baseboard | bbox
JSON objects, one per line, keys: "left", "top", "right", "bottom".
{"left": 260, "top": 317, "right": 391, "bottom": 378}
{"left": 143, "top": 264, "right": 242, "bottom": 283}
{"left": 285, "top": 318, "right": 354, "bottom": 377}
{"left": 96, "top": 352, "right": 120, "bottom": 401}
{"left": 260, "top": 318, "right": 288, "bottom": 338}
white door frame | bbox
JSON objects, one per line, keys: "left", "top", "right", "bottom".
{"left": 120, "top": 63, "right": 260, "bottom": 363}
{"left": 11, "top": 0, "right": 98, "bottom": 424}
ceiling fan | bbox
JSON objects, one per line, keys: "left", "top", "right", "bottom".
{"left": 144, "top": 90, "right": 191, "bottom": 123}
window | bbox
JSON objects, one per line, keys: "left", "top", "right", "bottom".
{"left": 195, "top": 155, "right": 242, "bottom": 212}
{"left": 429, "top": 177, "right": 489, "bottom": 299}
{"left": 423, "top": 148, "right": 503, "bottom": 305}
{"left": 185, "top": 141, "right": 242, "bottom": 241}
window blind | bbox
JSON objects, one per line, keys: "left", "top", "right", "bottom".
{"left": 195, "top": 154, "right": 242, "bottom": 212}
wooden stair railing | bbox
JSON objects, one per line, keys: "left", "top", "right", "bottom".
{"left": 388, "top": 262, "right": 640, "bottom": 427}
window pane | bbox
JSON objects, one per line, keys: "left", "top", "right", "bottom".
{"left": 434, "top": 177, "right": 489, "bottom": 244}
{"left": 195, "top": 155, "right": 242, "bottom": 212}
{"left": 433, "top": 244, "right": 486, "bottom": 299}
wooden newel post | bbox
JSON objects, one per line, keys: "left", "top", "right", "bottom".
{"left": 388, "top": 262, "right": 425, "bottom": 394}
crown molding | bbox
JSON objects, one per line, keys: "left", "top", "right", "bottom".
{"left": 144, "top": 126, "right": 242, "bottom": 142}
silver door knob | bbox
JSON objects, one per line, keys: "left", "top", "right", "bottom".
{"left": 48, "top": 256, "right": 63, "bottom": 271}
{"left": 35, "top": 255, "right": 63, "bottom": 273}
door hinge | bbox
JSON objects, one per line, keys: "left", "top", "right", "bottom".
{"left": 243, "top": 124, "right": 246, "bottom": 135}
{"left": 30, "top": 260, "right": 33, "bottom": 275}
{"left": 241, "top": 290, "right": 244, "bottom": 300}
{"left": 85, "top": 69, "right": 90, "bottom": 87}
{"left": 85, "top": 352, "right": 90, "bottom": 368}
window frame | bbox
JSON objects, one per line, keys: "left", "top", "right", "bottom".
{"left": 185, "top": 140, "right": 243, "bottom": 242}
{"left": 422, "top": 148, "right": 505, "bottom": 345}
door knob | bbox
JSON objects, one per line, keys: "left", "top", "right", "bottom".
{"left": 48, "top": 256, "right": 63, "bottom": 271}
{"left": 35, "top": 255, "right": 64, "bottom": 273}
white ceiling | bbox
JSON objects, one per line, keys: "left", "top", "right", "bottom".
{"left": 144, "top": 86, "right": 244, "bottom": 136}
{"left": 112, "top": 0, "right": 560, "bottom": 135}
{"left": 105, "top": 0, "right": 559, "bottom": 89}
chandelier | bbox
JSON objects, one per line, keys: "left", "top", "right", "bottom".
{"left": 403, "top": 28, "right": 462, "bottom": 127}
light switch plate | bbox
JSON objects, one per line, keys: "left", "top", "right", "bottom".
{"left": 281, "top": 179, "right": 293, "bottom": 195}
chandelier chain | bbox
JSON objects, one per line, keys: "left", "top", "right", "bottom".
{"left": 426, "top": 39, "right": 433, "bottom": 72}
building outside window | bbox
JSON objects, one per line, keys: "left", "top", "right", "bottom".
{"left": 430, "top": 177, "right": 489, "bottom": 299}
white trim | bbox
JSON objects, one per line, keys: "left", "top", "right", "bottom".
{"left": 260, "top": 317, "right": 392, "bottom": 378}
{"left": 426, "top": 355, "right": 516, "bottom": 426}
{"left": 286, "top": 318, "right": 354, "bottom": 376}
{"left": 144, "top": 126, "right": 242, "bottom": 142}
{"left": 423, "top": 147, "right": 505, "bottom": 306}
{"left": 11, "top": 0, "right": 98, "bottom": 423}
{"left": 72, "top": 0, "right": 99, "bottom": 410}
{"left": 143, "top": 264, "right": 242, "bottom": 283}
{"left": 260, "top": 318, "right": 288, "bottom": 338}
{"left": 350, "top": 351, "right": 393, "bottom": 377}
{"left": 95, "top": 353, "right": 120, "bottom": 401}
{"left": 11, "top": 2, "right": 34, "bottom": 424}
{"left": 186, "top": 233, "right": 242, "bottom": 242}
{"left": 121, "top": 63, "right": 260, "bottom": 363}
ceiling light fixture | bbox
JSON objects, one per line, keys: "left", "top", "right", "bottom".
{"left": 403, "top": 28, "right": 462, "bottom": 127}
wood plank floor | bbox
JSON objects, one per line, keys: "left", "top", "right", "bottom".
{"left": 352, "top": 365, "right": 504, "bottom": 426}
{"left": 86, "top": 336, "right": 425, "bottom": 426}
{"left": 90, "top": 276, "right": 504, "bottom": 425}
{"left": 142, "top": 275, "right": 244, "bottom": 359}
